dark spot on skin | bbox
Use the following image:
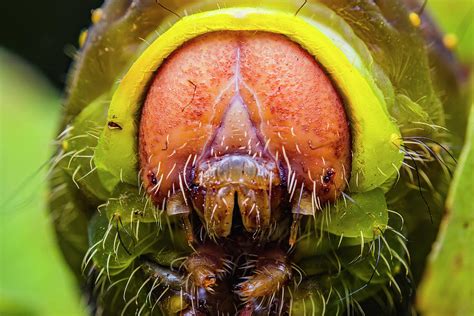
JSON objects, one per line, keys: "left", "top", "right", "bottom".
{"left": 334, "top": 143, "right": 343, "bottom": 159}
{"left": 454, "top": 254, "right": 464, "bottom": 271}
{"left": 323, "top": 168, "right": 335, "bottom": 184}
{"left": 149, "top": 172, "right": 158, "bottom": 185}
{"left": 162, "top": 140, "right": 168, "bottom": 151}
{"left": 107, "top": 121, "right": 122, "bottom": 130}
{"left": 444, "top": 207, "right": 452, "bottom": 216}
{"left": 463, "top": 221, "right": 470, "bottom": 229}
{"left": 134, "top": 210, "right": 144, "bottom": 217}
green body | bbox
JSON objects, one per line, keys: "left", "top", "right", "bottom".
{"left": 48, "top": 0, "right": 472, "bottom": 315}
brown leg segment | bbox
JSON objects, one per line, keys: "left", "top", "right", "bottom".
{"left": 184, "top": 243, "right": 231, "bottom": 292}
{"left": 236, "top": 248, "right": 292, "bottom": 301}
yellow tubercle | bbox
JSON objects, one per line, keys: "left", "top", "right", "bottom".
{"left": 432, "top": 144, "right": 442, "bottom": 155}
{"left": 91, "top": 8, "right": 103, "bottom": 25}
{"left": 62, "top": 140, "right": 69, "bottom": 151}
{"left": 443, "top": 33, "right": 458, "bottom": 51}
{"left": 409, "top": 12, "right": 421, "bottom": 28}
{"left": 78, "top": 29, "right": 88, "bottom": 48}
{"left": 391, "top": 133, "right": 403, "bottom": 148}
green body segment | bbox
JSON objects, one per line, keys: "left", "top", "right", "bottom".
{"left": 60, "top": 94, "right": 110, "bottom": 201}
{"left": 49, "top": 0, "right": 471, "bottom": 315}
{"left": 318, "top": 189, "right": 388, "bottom": 239}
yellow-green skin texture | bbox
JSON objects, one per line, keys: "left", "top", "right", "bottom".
{"left": 49, "top": 0, "right": 471, "bottom": 315}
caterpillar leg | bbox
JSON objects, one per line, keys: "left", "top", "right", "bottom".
{"left": 143, "top": 252, "right": 235, "bottom": 315}
{"left": 184, "top": 243, "right": 231, "bottom": 292}
{"left": 140, "top": 259, "right": 192, "bottom": 315}
{"left": 236, "top": 247, "right": 292, "bottom": 301}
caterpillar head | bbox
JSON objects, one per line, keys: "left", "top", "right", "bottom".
{"left": 139, "top": 31, "right": 351, "bottom": 238}
{"left": 50, "top": 1, "right": 467, "bottom": 315}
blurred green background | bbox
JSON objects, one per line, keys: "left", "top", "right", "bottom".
{"left": 0, "top": 51, "right": 85, "bottom": 315}
{"left": 0, "top": 1, "right": 472, "bottom": 315}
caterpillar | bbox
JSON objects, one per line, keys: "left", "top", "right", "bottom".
{"left": 49, "top": 0, "right": 472, "bottom": 315}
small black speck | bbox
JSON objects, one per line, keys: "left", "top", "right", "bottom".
{"left": 323, "top": 169, "right": 335, "bottom": 184}
{"left": 149, "top": 172, "right": 158, "bottom": 185}
{"left": 108, "top": 121, "right": 123, "bottom": 130}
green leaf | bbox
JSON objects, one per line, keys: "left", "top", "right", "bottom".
{"left": 0, "top": 50, "right": 86, "bottom": 316}
{"left": 418, "top": 105, "right": 474, "bottom": 316}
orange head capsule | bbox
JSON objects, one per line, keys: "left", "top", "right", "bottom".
{"left": 139, "top": 31, "right": 351, "bottom": 239}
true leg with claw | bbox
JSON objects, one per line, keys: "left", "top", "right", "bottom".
{"left": 184, "top": 243, "right": 231, "bottom": 292}
{"left": 141, "top": 258, "right": 192, "bottom": 314}
{"left": 236, "top": 247, "right": 292, "bottom": 301}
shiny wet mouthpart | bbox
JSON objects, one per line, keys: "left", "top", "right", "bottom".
{"left": 191, "top": 154, "right": 284, "bottom": 238}
{"left": 139, "top": 30, "right": 351, "bottom": 314}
